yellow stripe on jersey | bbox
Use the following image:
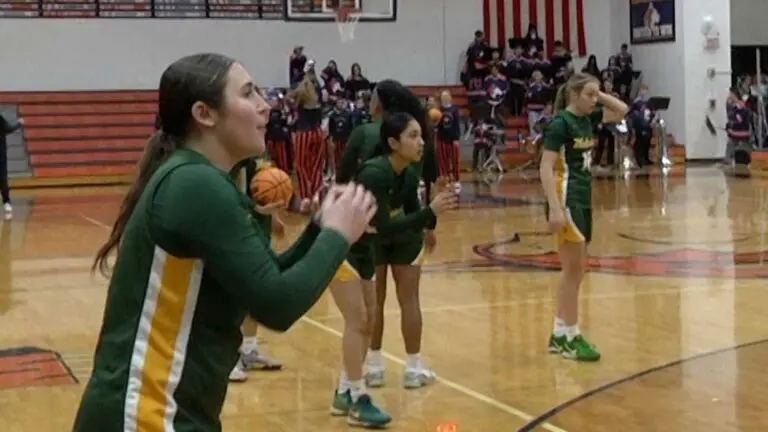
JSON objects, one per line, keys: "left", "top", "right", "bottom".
{"left": 125, "top": 247, "right": 202, "bottom": 432}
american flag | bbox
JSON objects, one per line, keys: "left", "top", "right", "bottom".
{"left": 482, "top": 0, "right": 587, "bottom": 57}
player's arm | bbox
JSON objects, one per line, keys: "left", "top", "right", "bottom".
{"left": 357, "top": 166, "right": 435, "bottom": 235}
{"left": 274, "top": 221, "right": 322, "bottom": 269}
{"left": 596, "top": 91, "right": 628, "bottom": 124}
{"left": 151, "top": 165, "right": 349, "bottom": 332}
{"left": 336, "top": 126, "right": 364, "bottom": 183}
{"left": 403, "top": 170, "right": 423, "bottom": 216}
{"left": 539, "top": 118, "right": 566, "bottom": 210}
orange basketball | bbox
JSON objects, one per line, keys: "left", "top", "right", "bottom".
{"left": 250, "top": 167, "right": 293, "bottom": 205}
{"left": 429, "top": 108, "right": 442, "bottom": 123}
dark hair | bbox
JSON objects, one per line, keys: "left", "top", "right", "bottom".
{"left": 92, "top": 53, "right": 236, "bottom": 276}
{"left": 379, "top": 112, "right": 416, "bottom": 155}
{"left": 371, "top": 79, "right": 436, "bottom": 181}
{"left": 351, "top": 63, "right": 363, "bottom": 77}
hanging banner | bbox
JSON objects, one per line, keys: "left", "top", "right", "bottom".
{"left": 630, "top": 0, "right": 676, "bottom": 44}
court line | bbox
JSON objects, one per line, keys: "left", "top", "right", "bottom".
{"left": 517, "top": 337, "right": 768, "bottom": 431}
{"left": 310, "top": 283, "right": 752, "bottom": 321}
{"left": 300, "top": 316, "right": 568, "bottom": 432}
{"left": 79, "top": 213, "right": 111, "bottom": 230}
{"left": 77, "top": 212, "right": 567, "bottom": 431}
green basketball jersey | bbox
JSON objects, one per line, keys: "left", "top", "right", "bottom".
{"left": 73, "top": 148, "right": 348, "bottom": 432}
{"left": 542, "top": 108, "right": 603, "bottom": 208}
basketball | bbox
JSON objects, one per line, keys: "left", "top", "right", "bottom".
{"left": 428, "top": 108, "right": 442, "bottom": 123}
{"left": 250, "top": 167, "right": 293, "bottom": 205}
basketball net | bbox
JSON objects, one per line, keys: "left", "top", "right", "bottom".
{"left": 335, "top": 6, "right": 360, "bottom": 43}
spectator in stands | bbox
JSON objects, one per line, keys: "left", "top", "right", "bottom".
{"left": 322, "top": 60, "right": 345, "bottom": 89}
{"left": 523, "top": 24, "right": 544, "bottom": 58}
{"left": 593, "top": 80, "right": 621, "bottom": 168}
{"left": 0, "top": 115, "right": 22, "bottom": 219}
{"left": 553, "top": 60, "right": 574, "bottom": 88}
{"left": 328, "top": 95, "right": 354, "bottom": 172}
{"left": 465, "top": 31, "right": 491, "bottom": 124}
{"left": 352, "top": 90, "right": 373, "bottom": 127}
{"left": 581, "top": 55, "right": 601, "bottom": 80}
{"left": 602, "top": 56, "right": 621, "bottom": 86}
{"left": 436, "top": 90, "right": 461, "bottom": 186}
{"left": 550, "top": 41, "right": 572, "bottom": 76}
{"left": 264, "top": 89, "right": 291, "bottom": 173}
{"left": 467, "top": 30, "right": 490, "bottom": 64}
{"left": 526, "top": 70, "right": 550, "bottom": 135}
{"left": 345, "top": 63, "right": 371, "bottom": 100}
{"left": 724, "top": 87, "right": 751, "bottom": 166}
{"left": 617, "top": 44, "right": 634, "bottom": 99}
{"left": 531, "top": 50, "right": 553, "bottom": 82}
{"left": 289, "top": 46, "right": 307, "bottom": 88}
{"left": 629, "top": 84, "right": 653, "bottom": 167}
{"left": 288, "top": 62, "right": 326, "bottom": 209}
{"left": 490, "top": 49, "right": 505, "bottom": 71}
{"left": 485, "top": 64, "right": 508, "bottom": 125}
{"left": 505, "top": 41, "right": 529, "bottom": 116}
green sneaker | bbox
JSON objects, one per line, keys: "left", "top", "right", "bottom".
{"left": 561, "top": 335, "right": 601, "bottom": 362}
{"left": 330, "top": 389, "right": 352, "bottom": 416}
{"left": 347, "top": 394, "right": 392, "bottom": 428}
{"left": 548, "top": 333, "right": 567, "bottom": 354}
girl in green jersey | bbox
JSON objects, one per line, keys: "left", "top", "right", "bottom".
{"left": 328, "top": 112, "right": 456, "bottom": 428}
{"left": 74, "top": 53, "right": 378, "bottom": 432}
{"left": 540, "top": 73, "right": 627, "bottom": 362}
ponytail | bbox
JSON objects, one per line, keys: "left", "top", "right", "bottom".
{"left": 554, "top": 84, "right": 568, "bottom": 112}
{"left": 92, "top": 131, "right": 179, "bottom": 276}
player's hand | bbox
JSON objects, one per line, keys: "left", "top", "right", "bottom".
{"left": 453, "top": 140, "right": 460, "bottom": 149}
{"left": 429, "top": 186, "right": 458, "bottom": 215}
{"left": 424, "top": 229, "right": 437, "bottom": 253}
{"left": 254, "top": 201, "right": 286, "bottom": 216}
{"left": 548, "top": 206, "right": 565, "bottom": 233}
{"left": 271, "top": 216, "right": 286, "bottom": 238}
{"left": 319, "top": 182, "right": 378, "bottom": 244}
{"left": 434, "top": 176, "right": 450, "bottom": 198}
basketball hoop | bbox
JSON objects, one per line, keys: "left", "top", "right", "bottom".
{"left": 335, "top": 6, "right": 360, "bottom": 43}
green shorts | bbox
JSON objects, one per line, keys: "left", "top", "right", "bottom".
{"left": 375, "top": 238, "right": 426, "bottom": 266}
{"left": 332, "top": 242, "right": 375, "bottom": 282}
{"left": 545, "top": 203, "right": 592, "bottom": 244}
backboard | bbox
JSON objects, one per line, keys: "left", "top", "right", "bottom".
{"left": 286, "top": 0, "right": 396, "bottom": 21}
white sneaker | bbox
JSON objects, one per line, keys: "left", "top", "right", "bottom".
{"left": 403, "top": 366, "right": 437, "bottom": 389}
{"left": 364, "top": 366, "right": 385, "bottom": 388}
{"left": 228, "top": 362, "right": 248, "bottom": 382}
{"left": 240, "top": 348, "right": 282, "bottom": 371}
{"left": 3, "top": 203, "right": 11, "bottom": 220}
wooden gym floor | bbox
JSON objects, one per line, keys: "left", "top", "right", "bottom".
{"left": 1, "top": 166, "right": 767, "bottom": 431}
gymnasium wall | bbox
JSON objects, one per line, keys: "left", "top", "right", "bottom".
{"left": 730, "top": 0, "right": 768, "bottom": 46}
{"left": 0, "top": 0, "right": 482, "bottom": 91}
{"left": 611, "top": 0, "right": 731, "bottom": 160}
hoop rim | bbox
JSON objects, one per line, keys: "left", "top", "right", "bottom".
{"left": 334, "top": 6, "right": 362, "bottom": 20}
{"left": 335, "top": 5, "right": 361, "bottom": 42}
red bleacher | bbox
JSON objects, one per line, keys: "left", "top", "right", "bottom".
{"left": 0, "top": 90, "right": 156, "bottom": 179}
{"left": 0, "top": 85, "right": 533, "bottom": 181}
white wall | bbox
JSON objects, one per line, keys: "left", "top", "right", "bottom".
{"left": 0, "top": 0, "right": 482, "bottom": 90}
{"left": 576, "top": 0, "right": 626, "bottom": 71}
{"left": 611, "top": 0, "right": 730, "bottom": 159}
{"left": 730, "top": 0, "right": 768, "bottom": 45}
{"left": 682, "top": 0, "right": 731, "bottom": 160}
